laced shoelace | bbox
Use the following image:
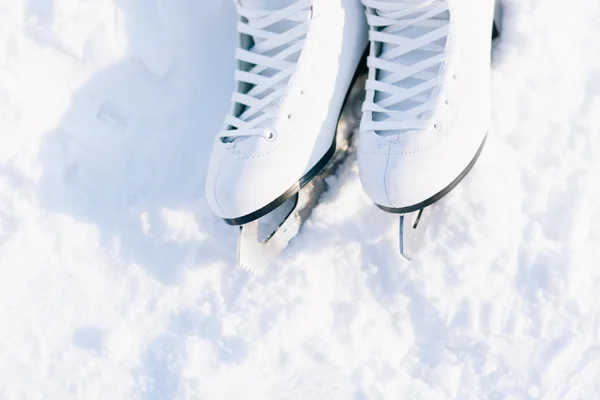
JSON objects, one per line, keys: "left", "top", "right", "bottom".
{"left": 219, "top": 0, "right": 313, "bottom": 142}
{"left": 361, "top": 0, "right": 450, "bottom": 136}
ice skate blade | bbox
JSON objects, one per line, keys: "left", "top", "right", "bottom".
{"left": 238, "top": 195, "right": 300, "bottom": 274}
{"left": 399, "top": 206, "right": 435, "bottom": 261}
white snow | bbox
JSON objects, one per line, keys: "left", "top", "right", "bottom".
{"left": 1, "top": 0, "right": 600, "bottom": 398}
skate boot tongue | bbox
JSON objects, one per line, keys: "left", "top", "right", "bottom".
{"left": 373, "top": 1, "right": 450, "bottom": 138}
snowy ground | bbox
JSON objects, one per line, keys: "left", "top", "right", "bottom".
{"left": 1, "top": 0, "right": 600, "bottom": 398}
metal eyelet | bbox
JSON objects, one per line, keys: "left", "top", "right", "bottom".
{"left": 444, "top": 99, "right": 451, "bottom": 106}
{"left": 287, "top": 113, "right": 294, "bottom": 120}
{"left": 220, "top": 136, "right": 233, "bottom": 145}
{"left": 433, "top": 122, "right": 441, "bottom": 131}
{"left": 265, "top": 130, "right": 277, "bottom": 141}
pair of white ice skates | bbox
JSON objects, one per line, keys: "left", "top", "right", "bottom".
{"left": 205, "top": 0, "right": 501, "bottom": 272}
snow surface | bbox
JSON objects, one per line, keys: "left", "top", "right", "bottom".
{"left": 1, "top": 0, "right": 600, "bottom": 398}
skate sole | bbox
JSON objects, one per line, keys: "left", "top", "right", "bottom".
{"left": 375, "top": 134, "right": 487, "bottom": 215}
{"left": 222, "top": 48, "right": 369, "bottom": 227}
{"left": 223, "top": 139, "right": 337, "bottom": 226}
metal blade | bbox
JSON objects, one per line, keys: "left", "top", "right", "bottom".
{"left": 238, "top": 195, "right": 301, "bottom": 274}
{"left": 399, "top": 205, "right": 435, "bottom": 261}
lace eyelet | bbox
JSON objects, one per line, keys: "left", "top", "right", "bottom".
{"left": 433, "top": 122, "right": 441, "bottom": 131}
{"left": 265, "top": 130, "right": 277, "bottom": 141}
{"left": 287, "top": 113, "right": 294, "bottom": 120}
{"left": 452, "top": 74, "right": 458, "bottom": 81}
{"left": 444, "top": 99, "right": 451, "bottom": 106}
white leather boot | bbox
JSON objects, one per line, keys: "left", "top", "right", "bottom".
{"left": 358, "top": 0, "right": 499, "bottom": 258}
{"left": 358, "top": 0, "right": 497, "bottom": 212}
{"left": 205, "top": 0, "right": 368, "bottom": 270}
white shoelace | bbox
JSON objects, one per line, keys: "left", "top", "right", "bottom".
{"left": 361, "top": 0, "right": 450, "bottom": 136}
{"left": 219, "top": 0, "right": 313, "bottom": 142}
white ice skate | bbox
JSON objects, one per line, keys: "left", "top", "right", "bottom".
{"left": 357, "top": 0, "right": 501, "bottom": 260}
{"left": 205, "top": 0, "right": 368, "bottom": 272}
